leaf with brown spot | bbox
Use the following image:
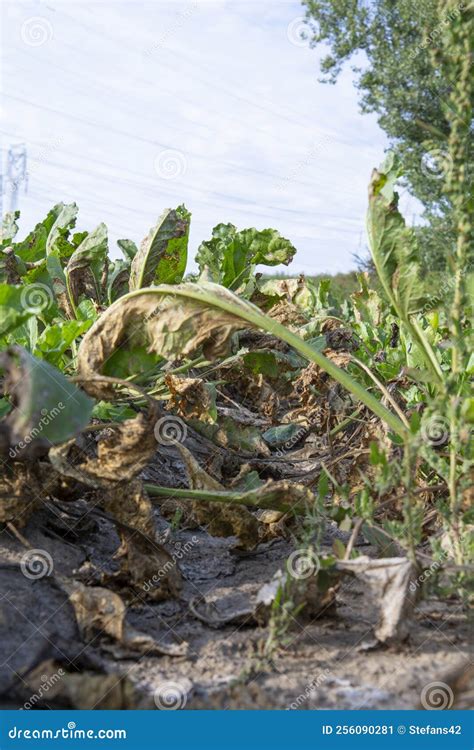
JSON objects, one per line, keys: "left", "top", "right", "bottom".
{"left": 129, "top": 205, "right": 190, "bottom": 289}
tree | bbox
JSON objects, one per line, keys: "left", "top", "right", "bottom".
{"left": 302, "top": 0, "right": 474, "bottom": 269}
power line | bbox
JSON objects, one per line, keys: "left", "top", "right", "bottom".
{"left": 0, "top": 122, "right": 360, "bottom": 228}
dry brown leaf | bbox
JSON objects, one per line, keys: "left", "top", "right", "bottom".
{"left": 165, "top": 374, "right": 215, "bottom": 422}
{"left": 109, "top": 517, "right": 182, "bottom": 602}
{"left": 0, "top": 464, "right": 42, "bottom": 526}
{"left": 63, "top": 580, "right": 186, "bottom": 655}
{"left": 101, "top": 478, "right": 156, "bottom": 537}
{"left": 48, "top": 408, "right": 158, "bottom": 488}
{"left": 337, "top": 556, "right": 419, "bottom": 644}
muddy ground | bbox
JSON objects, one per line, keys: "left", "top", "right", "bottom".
{"left": 0, "top": 480, "right": 469, "bottom": 711}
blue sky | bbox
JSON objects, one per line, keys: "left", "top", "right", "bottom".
{"left": 1, "top": 0, "right": 413, "bottom": 274}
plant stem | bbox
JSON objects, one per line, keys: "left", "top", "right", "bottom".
{"left": 144, "top": 483, "right": 296, "bottom": 513}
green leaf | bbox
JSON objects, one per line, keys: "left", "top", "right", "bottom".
{"left": 0, "top": 346, "right": 94, "bottom": 454}
{"left": 0, "top": 397, "right": 11, "bottom": 419}
{"left": 242, "top": 349, "right": 304, "bottom": 377}
{"left": 33, "top": 319, "right": 92, "bottom": 367}
{"left": 103, "top": 345, "right": 161, "bottom": 380}
{"left": 11, "top": 205, "right": 66, "bottom": 263}
{"left": 46, "top": 203, "right": 79, "bottom": 256}
{"left": 129, "top": 205, "right": 190, "bottom": 289}
{"left": 367, "top": 155, "right": 428, "bottom": 318}
{"left": 191, "top": 415, "right": 269, "bottom": 456}
{"left": 91, "top": 401, "right": 137, "bottom": 422}
{"left": 196, "top": 224, "right": 297, "bottom": 289}
{"left": 18, "top": 265, "right": 59, "bottom": 323}
{"left": 117, "top": 238, "right": 139, "bottom": 261}
{"left": 367, "top": 155, "right": 444, "bottom": 384}
{"left": 0, "top": 285, "right": 34, "bottom": 336}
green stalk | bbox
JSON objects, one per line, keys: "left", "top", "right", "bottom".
{"left": 144, "top": 484, "right": 296, "bottom": 513}
{"left": 64, "top": 270, "right": 78, "bottom": 320}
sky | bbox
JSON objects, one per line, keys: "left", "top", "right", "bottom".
{"left": 0, "top": 0, "right": 405, "bottom": 275}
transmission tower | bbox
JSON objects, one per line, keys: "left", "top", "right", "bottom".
{"left": 5, "top": 144, "right": 28, "bottom": 213}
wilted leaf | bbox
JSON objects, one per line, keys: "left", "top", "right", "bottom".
{"left": 262, "top": 423, "right": 302, "bottom": 448}
{"left": 337, "top": 556, "right": 418, "bottom": 644}
{"left": 105, "top": 510, "right": 182, "bottom": 601}
{"left": 102, "top": 478, "right": 156, "bottom": 537}
{"left": 64, "top": 581, "right": 126, "bottom": 641}
{"left": 77, "top": 283, "right": 253, "bottom": 398}
{"left": 107, "top": 259, "right": 130, "bottom": 303}
{"left": 49, "top": 407, "right": 158, "bottom": 486}
{"left": 165, "top": 374, "right": 217, "bottom": 423}
{"left": 190, "top": 409, "right": 270, "bottom": 455}
{"left": 65, "top": 223, "right": 108, "bottom": 305}
{"left": 177, "top": 443, "right": 260, "bottom": 550}
{"left": 23, "top": 661, "right": 151, "bottom": 709}
{"left": 257, "top": 275, "right": 318, "bottom": 316}
{"left": 0, "top": 464, "right": 42, "bottom": 526}
{"left": 0, "top": 247, "right": 26, "bottom": 284}
{"left": 64, "top": 581, "right": 185, "bottom": 655}
{"left": 45, "top": 251, "right": 75, "bottom": 318}
{"left": 129, "top": 205, "right": 190, "bottom": 289}
{"left": 190, "top": 563, "right": 337, "bottom": 629}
